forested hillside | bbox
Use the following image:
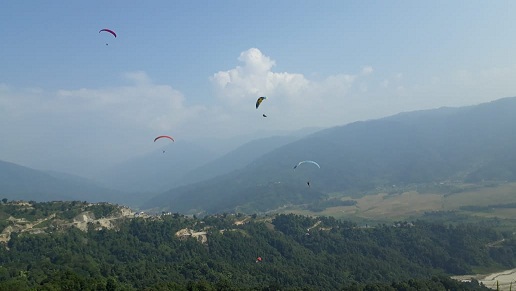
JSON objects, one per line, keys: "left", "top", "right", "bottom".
{"left": 0, "top": 201, "right": 511, "bottom": 289}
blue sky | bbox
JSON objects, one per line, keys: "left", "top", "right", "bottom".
{"left": 2, "top": 1, "right": 516, "bottom": 176}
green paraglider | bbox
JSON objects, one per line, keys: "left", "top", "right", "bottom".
{"left": 256, "top": 96, "right": 266, "bottom": 109}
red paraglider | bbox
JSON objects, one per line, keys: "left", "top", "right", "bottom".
{"left": 256, "top": 256, "right": 262, "bottom": 263}
{"left": 99, "top": 28, "right": 117, "bottom": 38}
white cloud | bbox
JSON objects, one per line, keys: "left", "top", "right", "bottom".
{"left": 381, "top": 80, "right": 390, "bottom": 88}
{"left": 238, "top": 48, "right": 276, "bottom": 74}
{"left": 55, "top": 72, "right": 205, "bottom": 132}
{"left": 0, "top": 73, "right": 207, "bottom": 175}
{"left": 210, "top": 48, "right": 371, "bottom": 131}
{"left": 211, "top": 48, "right": 303, "bottom": 108}
{"left": 361, "top": 66, "right": 374, "bottom": 75}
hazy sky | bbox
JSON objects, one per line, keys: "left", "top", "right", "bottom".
{"left": 2, "top": 1, "right": 516, "bottom": 176}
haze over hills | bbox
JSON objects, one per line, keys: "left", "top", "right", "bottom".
{"left": 0, "top": 128, "right": 314, "bottom": 206}
{"left": 92, "top": 133, "right": 305, "bottom": 193}
{"left": 2, "top": 97, "right": 516, "bottom": 214}
{"left": 0, "top": 160, "right": 125, "bottom": 203}
{"left": 178, "top": 135, "right": 302, "bottom": 186}
{"left": 93, "top": 141, "right": 218, "bottom": 193}
{"left": 144, "top": 97, "right": 516, "bottom": 214}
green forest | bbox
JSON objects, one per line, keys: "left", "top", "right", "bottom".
{"left": 0, "top": 201, "right": 513, "bottom": 290}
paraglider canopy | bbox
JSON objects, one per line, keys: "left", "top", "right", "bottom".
{"left": 256, "top": 256, "right": 262, "bottom": 262}
{"left": 99, "top": 28, "right": 117, "bottom": 38}
{"left": 154, "top": 135, "right": 174, "bottom": 142}
{"left": 293, "top": 160, "right": 321, "bottom": 169}
{"left": 293, "top": 160, "right": 320, "bottom": 187}
{"left": 256, "top": 96, "right": 266, "bottom": 109}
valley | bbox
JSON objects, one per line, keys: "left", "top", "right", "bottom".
{"left": 284, "top": 182, "right": 516, "bottom": 224}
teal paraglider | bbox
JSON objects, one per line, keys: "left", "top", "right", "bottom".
{"left": 293, "top": 160, "right": 320, "bottom": 187}
{"left": 293, "top": 160, "right": 320, "bottom": 169}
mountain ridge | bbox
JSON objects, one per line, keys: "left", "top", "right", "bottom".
{"left": 0, "top": 160, "right": 126, "bottom": 204}
{"left": 144, "top": 96, "right": 516, "bottom": 214}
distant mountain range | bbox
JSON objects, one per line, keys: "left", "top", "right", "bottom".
{"left": 0, "top": 160, "right": 124, "bottom": 203}
{"left": 178, "top": 135, "right": 301, "bottom": 186}
{"left": 93, "top": 141, "right": 218, "bottom": 193}
{"left": 2, "top": 97, "right": 516, "bottom": 214}
{"left": 143, "top": 97, "right": 516, "bottom": 214}
{"left": 0, "top": 129, "right": 307, "bottom": 206}
{"left": 93, "top": 134, "right": 303, "bottom": 193}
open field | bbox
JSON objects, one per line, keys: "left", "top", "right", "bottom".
{"left": 453, "top": 268, "right": 516, "bottom": 291}
{"left": 283, "top": 182, "right": 516, "bottom": 223}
